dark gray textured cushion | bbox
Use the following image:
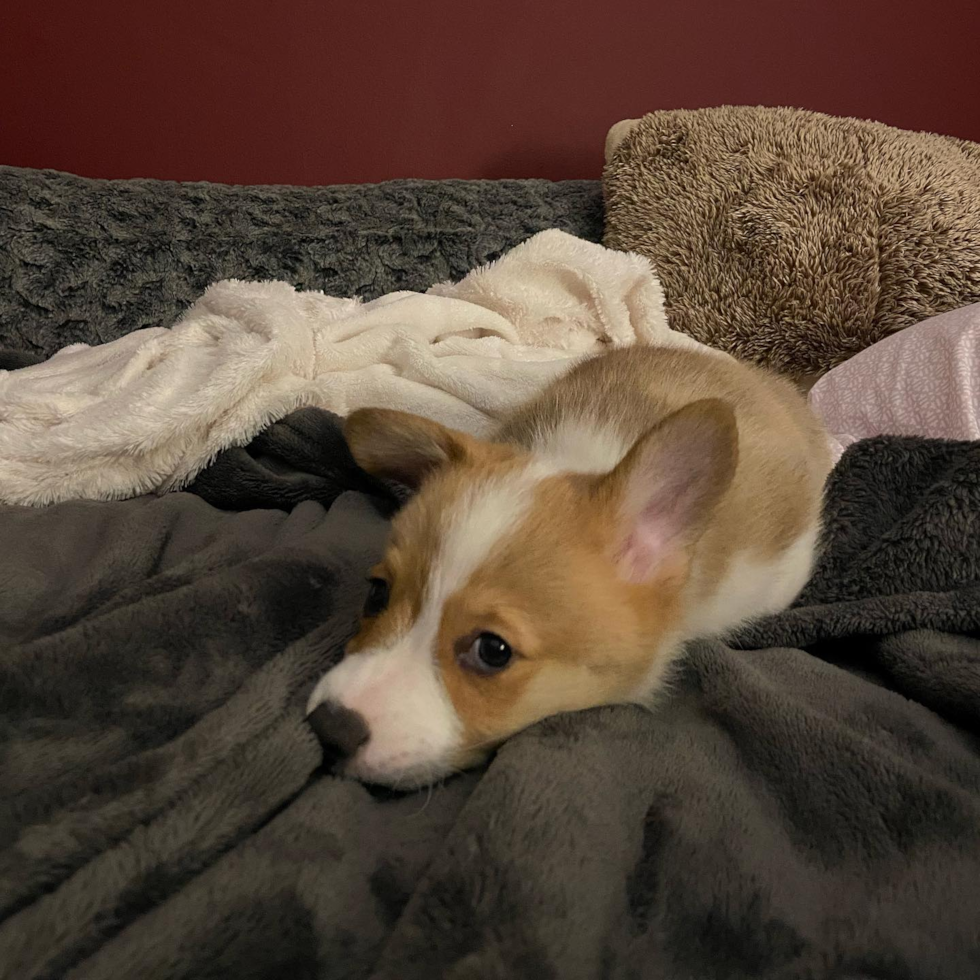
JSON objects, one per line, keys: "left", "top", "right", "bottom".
{"left": 0, "top": 166, "right": 603, "bottom": 358}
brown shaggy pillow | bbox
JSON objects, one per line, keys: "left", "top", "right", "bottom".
{"left": 603, "top": 106, "right": 980, "bottom": 380}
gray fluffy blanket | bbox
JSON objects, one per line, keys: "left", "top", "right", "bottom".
{"left": 2, "top": 410, "right": 979, "bottom": 979}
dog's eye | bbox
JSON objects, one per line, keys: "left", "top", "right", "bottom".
{"left": 460, "top": 632, "right": 513, "bottom": 674}
{"left": 363, "top": 577, "right": 390, "bottom": 617}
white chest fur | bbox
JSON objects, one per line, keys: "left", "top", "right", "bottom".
{"left": 687, "top": 522, "right": 820, "bottom": 639}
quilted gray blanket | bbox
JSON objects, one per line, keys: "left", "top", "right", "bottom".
{"left": 1, "top": 410, "right": 979, "bottom": 979}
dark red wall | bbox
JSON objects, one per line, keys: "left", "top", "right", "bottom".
{"left": 3, "top": 0, "right": 979, "bottom": 186}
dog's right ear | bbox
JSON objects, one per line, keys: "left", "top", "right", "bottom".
{"left": 344, "top": 409, "right": 473, "bottom": 491}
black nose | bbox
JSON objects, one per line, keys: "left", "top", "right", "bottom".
{"left": 307, "top": 700, "right": 369, "bottom": 770}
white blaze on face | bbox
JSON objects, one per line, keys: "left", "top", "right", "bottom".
{"left": 305, "top": 599, "right": 460, "bottom": 786}
{"left": 306, "top": 465, "right": 542, "bottom": 787}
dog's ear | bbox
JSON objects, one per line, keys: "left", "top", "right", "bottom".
{"left": 597, "top": 399, "right": 738, "bottom": 583}
{"left": 344, "top": 409, "right": 474, "bottom": 491}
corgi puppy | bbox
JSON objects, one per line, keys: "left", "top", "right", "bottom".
{"left": 306, "top": 345, "right": 832, "bottom": 788}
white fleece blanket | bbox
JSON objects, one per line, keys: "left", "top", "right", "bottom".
{"left": 0, "top": 230, "right": 711, "bottom": 506}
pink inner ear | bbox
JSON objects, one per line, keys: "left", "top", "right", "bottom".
{"left": 615, "top": 502, "right": 678, "bottom": 583}
{"left": 611, "top": 401, "right": 735, "bottom": 585}
{"left": 614, "top": 459, "right": 704, "bottom": 583}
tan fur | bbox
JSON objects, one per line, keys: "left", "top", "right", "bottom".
{"left": 498, "top": 346, "right": 831, "bottom": 597}
{"left": 343, "top": 344, "right": 832, "bottom": 773}
{"left": 435, "top": 474, "right": 687, "bottom": 757}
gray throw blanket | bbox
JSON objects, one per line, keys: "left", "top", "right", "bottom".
{"left": 2, "top": 414, "right": 979, "bottom": 979}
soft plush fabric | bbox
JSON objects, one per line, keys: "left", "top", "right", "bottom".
{"left": 810, "top": 302, "right": 980, "bottom": 462}
{"left": 603, "top": 106, "right": 980, "bottom": 379}
{"left": 2, "top": 415, "right": 979, "bottom": 979}
{"left": 186, "top": 406, "right": 407, "bottom": 514}
{"left": 0, "top": 166, "right": 603, "bottom": 359}
{"left": 0, "top": 230, "right": 720, "bottom": 507}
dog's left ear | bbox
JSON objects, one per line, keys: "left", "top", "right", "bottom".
{"left": 344, "top": 409, "right": 474, "bottom": 491}
{"left": 597, "top": 399, "right": 739, "bottom": 583}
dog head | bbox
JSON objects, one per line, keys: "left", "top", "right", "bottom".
{"left": 306, "top": 402, "right": 736, "bottom": 788}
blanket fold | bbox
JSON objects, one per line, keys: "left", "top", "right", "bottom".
{"left": 0, "top": 230, "right": 714, "bottom": 507}
{"left": 1, "top": 423, "right": 979, "bottom": 979}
